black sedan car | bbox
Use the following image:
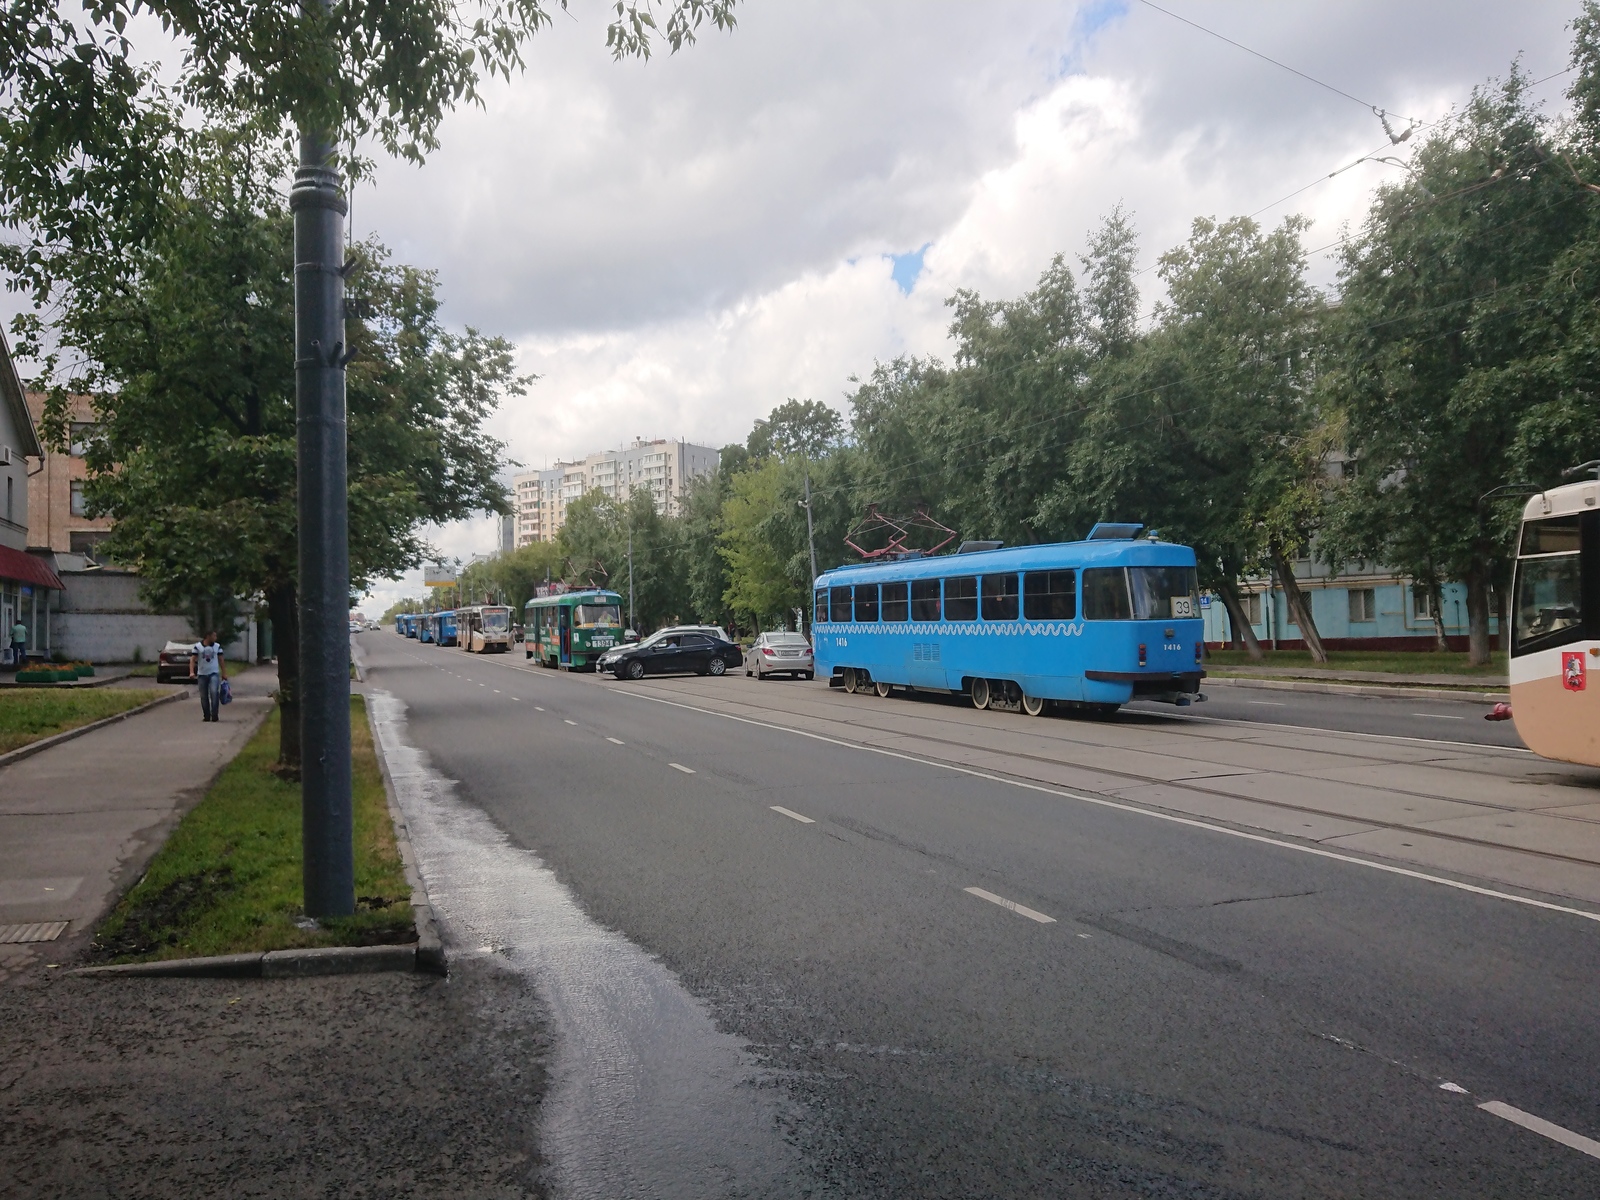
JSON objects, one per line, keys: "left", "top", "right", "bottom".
{"left": 600, "top": 631, "right": 742, "bottom": 679}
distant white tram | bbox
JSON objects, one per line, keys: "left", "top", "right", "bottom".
{"left": 1511, "top": 474, "right": 1600, "bottom": 767}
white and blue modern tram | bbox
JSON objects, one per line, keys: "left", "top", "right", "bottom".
{"left": 811, "top": 525, "right": 1206, "bottom": 715}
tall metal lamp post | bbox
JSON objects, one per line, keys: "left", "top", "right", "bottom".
{"left": 291, "top": 113, "right": 354, "bottom": 918}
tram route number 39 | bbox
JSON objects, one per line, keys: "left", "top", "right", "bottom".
{"left": 1171, "top": 597, "right": 1195, "bottom": 618}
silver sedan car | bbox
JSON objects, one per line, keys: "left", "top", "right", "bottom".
{"left": 744, "top": 631, "right": 814, "bottom": 680}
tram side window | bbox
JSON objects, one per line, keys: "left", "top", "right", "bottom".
{"left": 1515, "top": 554, "right": 1583, "bottom": 651}
{"left": 911, "top": 578, "right": 941, "bottom": 621}
{"left": 882, "top": 581, "right": 910, "bottom": 622}
{"left": 1024, "top": 570, "right": 1077, "bottom": 620}
{"left": 944, "top": 576, "right": 978, "bottom": 621}
{"left": 1082, "top": 568, "right": 1132, "bottom": 620}
{"left": 830, "top": 586, "right": 854, "bottom": 622}
{"left": 854, "top": 584, "right": 880, "bottom": 622}
{"left": 815, "top": 588, "right": 829, "bottom": 623}
{"left": 980, "top": 574, "right": 1019, "bottom": 621}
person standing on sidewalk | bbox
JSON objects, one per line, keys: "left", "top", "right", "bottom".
{"left": 8, "top": 617, "right": 24, "bottom": 669}
{"left": 189, "top": 632, "right": 227, "bottom": 722}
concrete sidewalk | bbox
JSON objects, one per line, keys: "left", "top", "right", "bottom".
{"left": 1206, "top": 663, "right": 1508, "bottom": 689}
{"left": 0, "top": 670, "right": 275, "bottom": 980}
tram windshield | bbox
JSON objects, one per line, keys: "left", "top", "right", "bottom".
{"left": 1515, "top": 554, "right": 1583, "bottom": 648}
{"left": 574, "top": 603, "right": 621, "bottom": 629}
{"left": 482, "top": 608, "right": 510, "bottom": 632}
{"left": 1129, "top": 566, "right": 1199, "bottom": 620}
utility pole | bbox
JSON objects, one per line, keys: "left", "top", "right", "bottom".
{"left": 291, "top": 56, "right": 354, "bottom": 918}
{"left": 627, "top": 513, "right": 636, "bottom": 631}
{"left": 801, "top": 464, "right": 818, "bottom": 583}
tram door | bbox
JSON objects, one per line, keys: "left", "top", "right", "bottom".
{"left": 558, "top": 606, "right": 572, "bottom": 666}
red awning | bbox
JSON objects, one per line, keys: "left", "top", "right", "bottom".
{"left": 0, "top": 544, "right": 64, "bottom": 591}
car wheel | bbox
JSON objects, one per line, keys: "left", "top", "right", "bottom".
{"left": 625, "top": 659, "right": 646, "bottom": 681}
{"left": 1021, "top": 693, "right": 1046, "bottom": 717}
{"left": 971, "top": 677, "right": 991, "bottom": 710}
{"left": 745, "top": 666, "right": 753, "bottom": 676}
{"left": 708, "top": 657, "right": 727, "bottom": 676}
{"left": 525, "top": 649, "right": 532, "bottom": 659}
{"left": 804, "top": 671, "right": 814, "bottom": 681}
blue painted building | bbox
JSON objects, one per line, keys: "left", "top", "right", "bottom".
{"left": 1202, "top": 559, "right": 1500, "bottom": 651}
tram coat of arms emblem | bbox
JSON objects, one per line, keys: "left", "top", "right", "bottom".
{"left": 1562, "top": 651, "right": 1587, "bottom": 692}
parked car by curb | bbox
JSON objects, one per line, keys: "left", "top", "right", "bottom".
{"left": 745, "top": 631, "right": 814, "bottom": 680}
{"left": 599, "top": 630, "right": 742, "bottom": 680}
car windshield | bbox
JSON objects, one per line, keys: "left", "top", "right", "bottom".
{"left": 574, "top": 603, "right": 621, "bottom": 629}
{"left": 1128, "top": 566, "right": 1200, "bottom": 620}
{"left": 483, "top": 608, "right": 510, "bottom": 632}
{"left": 1515, "top": 553, "right": 1583, "bottom": 649}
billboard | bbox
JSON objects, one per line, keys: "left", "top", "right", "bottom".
{"left": 423, "top": 561, "right": 458, "bottom": 588}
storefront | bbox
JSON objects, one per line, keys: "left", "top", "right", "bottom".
{"left": 0, "top": 544, "right": 64, "bottom": 665}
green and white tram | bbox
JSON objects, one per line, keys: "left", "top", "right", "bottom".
{"left": 524, "top": 589, "right": 625, "bottom": 670}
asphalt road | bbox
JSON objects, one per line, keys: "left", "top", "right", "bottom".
{"left": 1132, "top": 681, "right": 1525, "bottom": 748}
{"left": 365, "top": 633, "right": 1600, "bottom": 1198}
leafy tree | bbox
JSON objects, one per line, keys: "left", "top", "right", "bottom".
{"left": 32, "top": 125, "right": 518, "bottom": 766}
{"left": 557, "top": 488, "right": 687, "bottom": 631}
{"left": 720, "top": 458, "right": 804, "bottom": 627}
{"left": 1324, "top": 66, "right": 1588, "bottom": 663}
{"left": 747, "top": 398, "right": 842, "bottom": 459}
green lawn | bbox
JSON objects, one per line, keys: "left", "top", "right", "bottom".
{"left": 0, "top": 688, "right": 167, "bottom": 755}
{"left": 90, "top": 696, "right": 415, "bottom": 962}
{"left": 1204, "top": 648, "right": 1507, "bottom": 676}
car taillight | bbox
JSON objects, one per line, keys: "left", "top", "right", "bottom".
{"left": 1138, "top": 643, "right": 1147, "bottom": 667}
{"left": 762, "top": 648, "right": 775, "bottom": 655}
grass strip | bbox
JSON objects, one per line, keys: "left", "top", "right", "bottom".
{"left": 0, "top": 688, "right": 167, "bottom": 755}
{"left": 1205, "top": 648, "right": 1507, "bottom": 676}
{"left": 91, "top": 696, "right": 414, "bottom": 963}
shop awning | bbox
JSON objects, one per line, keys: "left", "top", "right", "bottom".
{"left": 0, "top": 544, "right": 64, "bottom": 591}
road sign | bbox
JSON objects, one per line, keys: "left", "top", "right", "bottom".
{"left": 424, "top": 562, "right": 458, "bottom": 587}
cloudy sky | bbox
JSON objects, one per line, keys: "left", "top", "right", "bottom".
{"left": 82, "top": 2, "right": 1600, "bottom": 612}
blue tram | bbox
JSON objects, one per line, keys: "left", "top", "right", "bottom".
{"left": 811, "top": 526, "right": 1205, "bottom": 714}
{"left": 427, "top": 610, "right": 459, "bottom": 647}
{"left": 397, "top": 613, "right": 420, "bottom": 638}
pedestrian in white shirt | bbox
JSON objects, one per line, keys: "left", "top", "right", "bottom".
{"left": 189, "top": 631, "right": 227, "bottom": 722}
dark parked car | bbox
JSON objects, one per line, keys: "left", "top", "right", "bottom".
{"left": 156, "top": 639, "right": 194, "bottom": 683}
{"left": 600, "top": 631, "right": 742, "bottom": 680}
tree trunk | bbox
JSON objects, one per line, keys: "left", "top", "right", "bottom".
{"left": 1465, "top": 567, "right": 1493, "bottom": 666}
{"left": 1496, "top": 574, "right": 1511, "bottom": 653}
{"left": 1270, "top": 542, "right": 1328, "bottom": 663}
{"left": 267, "top": 583, "right": 301, "bottom": 773}
{"left": 1427, "top": 582, "right": 1450, "bottom": 652}
{"left": 1215, "top": 576, "right": 1264, "bottom": 660}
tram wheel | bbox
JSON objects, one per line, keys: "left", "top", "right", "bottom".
{"left": 1021, "top": 693, "right": 1046, "bottom": 717}
{"left": 971, "top": 677, "right": 991, "bottom": 710}
{"left": 843, "top": 668, "right": 859, "bottom": 694}
{"left": 874, "top": 681, "right": 892, "bottom": 698}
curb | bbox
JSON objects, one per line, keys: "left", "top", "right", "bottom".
{"left": 361, "top": 688, "right": 447, "bottom": 974}
{"left": 0, "top": 689, "right": 189, "bottom": 771}
{"left": 70, "top": 944, "right": 418, "bottom": 979}
{"left": 1206, "top": 676, "right": 1508, "bottom": 704}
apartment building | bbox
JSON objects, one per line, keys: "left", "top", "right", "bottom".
{"left": 513, "top": 438, "right": 718, "bottom": 546}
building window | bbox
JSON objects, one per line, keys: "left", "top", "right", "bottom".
{"left": 1412, "top": 586, "right": 1435, "bottom": 620}
{"left": 69, "top": 480, "right": 88, "bottom": 517}
{"left": 70, "top": 422, "right": 96, "bottom": 457}
{"left": 5, "top": 475, "right": 11, "bottom": 522}
{"left": 1348, "top": 588, "right": 1377, "bottom": 623}
{"left": 1241, "top": 592, "right": 1262, "bottom": 626}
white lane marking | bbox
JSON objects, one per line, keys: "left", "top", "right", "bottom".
{"left": 1479, "top": 1100, "right": 1600, "bottom": 1161}
{"left": 493, "top": 689, "right": 501, "bottom": 694}
{"left": 606, "top": 737, "right": 625, "bottom": 745}
{"left": 1076, "top": 933, "right": 1093, "bottom": 939}
{"left": 613, "top": 689, "right": 1600, "bottom": 927}
{"left": 1439, "top": 1082, "right": 1470, "bottom": 1094}
{"left": 1411, "top": 713, "right": 1464, "bottom": 720}
{"left": 1246, "top": 700, "right": 1287, "bottom": 706}
{"left": 964, "top": 886, "right": 1056, "bottom": 924}
{"left": 669, "top": 762, "right": 696, "bottom": 774}
{"left": 770, "top": 805, "right": 814, "bottom": 823}
{"left": 535, "top": 706, "right": 545, "bottom": 712}
{"left": 565, "top": 719, "right": 578, "bottom": 726}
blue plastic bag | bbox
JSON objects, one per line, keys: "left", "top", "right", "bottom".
{"left": 219, "top": 678, "right": 233, "bottom": 706}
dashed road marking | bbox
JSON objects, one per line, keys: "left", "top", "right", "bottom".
{"left": 493, "top": 689, "right": 501, "bottom": 694}
{"left": 606, "top": 737, "right": 625, "bottom": 745}
{"left": 612, "top": 689, "right": 1596, "bottom": 926}
{"left": 535, "top": 706, "right": 545, "bottom": 712}
{"left": 1246, "top": 700, "right": 1286, "bottom": 706}
{"left": 1479, "top": 1101, "right": 1600, "bottom": 1161}
{"left": 669, "top": 762, "right": 696, "bottom": 774}
{"left": 964, "top": 887, "right": 1056, "bottom": 924}
{"left": 770, "top": 805, "right": 814, "bottom": 823}
{"left": 565, "top": 719, "right": 578, "bottom": 726}
{"left": 1412, "top": 713, "right": 1465, "bottom": 720}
